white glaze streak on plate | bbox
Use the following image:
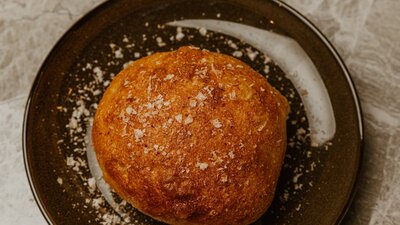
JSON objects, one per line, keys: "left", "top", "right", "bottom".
{"left": 168, "top": 19, "right": 336, "bottom": 146}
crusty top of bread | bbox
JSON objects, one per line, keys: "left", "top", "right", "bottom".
{"left": 92, "top": 46, "right": 289, "bottom": 225}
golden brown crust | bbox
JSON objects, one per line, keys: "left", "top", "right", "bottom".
{"left": 92, "top": 46, "right": 289, "bottom": 225}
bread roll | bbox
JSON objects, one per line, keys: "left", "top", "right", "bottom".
{"left": 92, "top": 46, "right": 289, "bottom": 225}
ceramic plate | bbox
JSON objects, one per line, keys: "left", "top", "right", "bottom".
{"left": 23, "top": 0, "right": 363, "bottom": 224}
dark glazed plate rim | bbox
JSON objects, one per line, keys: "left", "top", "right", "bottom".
{"left": 23, "top": 0, "right": 363, "bottom": 224}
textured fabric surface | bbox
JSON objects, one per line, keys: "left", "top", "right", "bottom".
{"left": 0, "top": 0, "right": 399, "bottom": 224}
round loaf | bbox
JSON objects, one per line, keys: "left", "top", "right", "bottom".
{"left": 92, "top": 46, "right": 289, "bottom": 225}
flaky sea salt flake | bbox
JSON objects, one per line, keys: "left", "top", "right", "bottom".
{"left": 212, "top": 119, "right": 222, "bottom": 128}
{"left": 228, "top": 151, "right": 235, "bottom": 159}
{"left": 232, "top": 51, "right": 243, "bottom": 57}
{"left": 88, "top": 177, "right": 96, "bottom": 191}
{"left": 114, "top": 48, "right": 123, "bottom": 59}
{"left": 184, "top": 115, "right": 193, "bottom": 125}
{"left": 196, "top": 162, "right": 209, "bottom": 170}
{"left": 176, "top": 27, "right": 185, "bottom": 41}
{"left": 199, "top": 27, "right": 207, "bottom": 36}
{"left": 175, "top": 114, "right": 183, "bottom": 123}
{"left": 189, "top": 99, "right": 197, "bottom": 108}
{"left": 126, "top": 106, "right": 137, "bottom": 115}
{"left": 156, "top": 37, "right": 166, "bottom": 47}
{"left": 196, "top": 92, "right": 207, "bottom": 101}
{"left": 164, "top": 74, "right": 175, "bottom": 81}
{"left": 134, "top": 129, "right": 144, "bottom": 141}
{"left": 220, "top": 175, "right": 228, "bottom": 183}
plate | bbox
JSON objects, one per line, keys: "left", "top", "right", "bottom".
{"left": 23, "top": 0, "right": 363, "bottom": 224}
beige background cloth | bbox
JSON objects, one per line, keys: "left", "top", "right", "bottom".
{"left": 0, "top": 0, "right": 399, "bottom": 224}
